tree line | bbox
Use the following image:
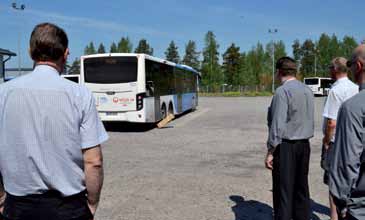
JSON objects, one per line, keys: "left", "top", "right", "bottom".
{"left": 68, "top": 32, "right": 360, "bottom": 92}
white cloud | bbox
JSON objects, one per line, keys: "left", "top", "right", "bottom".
{"left": 21, "top": 8, "right": 168, "bottom": 37}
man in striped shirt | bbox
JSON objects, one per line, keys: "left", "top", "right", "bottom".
{"left": 0, "top": 23, "right": 108, "bottom": 220}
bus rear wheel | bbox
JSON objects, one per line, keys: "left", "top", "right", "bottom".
{"left": 168, "top": 103, "right": 174, "bottom": 116}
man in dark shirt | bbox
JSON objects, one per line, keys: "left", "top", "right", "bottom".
{"left": 265, "top": 57, "right": 314, "bottom": 220}
{"left": 329, "top": 44, "right": 365, "bottom": 220}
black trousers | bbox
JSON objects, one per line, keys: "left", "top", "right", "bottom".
{"left": 272, "top": 140, "right": 311, "bottom": 220}
{"left": 1, "top": 191, "right": 93, "bottom": 220}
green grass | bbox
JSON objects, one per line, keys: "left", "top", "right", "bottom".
{"left": 199, "top": 91, "right": 273, "bottom": 97}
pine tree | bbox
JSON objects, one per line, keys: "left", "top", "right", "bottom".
{"left": 300, "top": 39, "right": 316, "bottom": 77}
{"left": 84, "top": 45, "right": 89, "bottom": 55}
{"left": 182, "top": 40, "right": 200, "bottom": 70}
{"left": 341, "top": 36, "right": 357, "bottom": 60}
{"left": 316, "top": 33, "right": 331, "bottom": 76}
{"left": 201, "top": 31, "right": 221, "bottom": 88}
{"left": 134, "top": 39, "right": 153, "bottom": 55}
{"left": 110, "top": 42, "right": 118, "bottom": 53}
{"left": 97, "top": 43, "right": 106, "bottom": 53}
{"left": 274, "top": 40, "right": 287, "bottom": 60}
{"left": 292, "top": 39, "right": 302, "bottom": 63}
{"left": 68, "top": 58, "right": 80, "bottom": 75}
{"left": 84, "top": 42, "right": 96, "bottom": 55}
{"left": 117, "top": 37, "right": 133, "bottom": 53}
{"left": 222, "top": 43, "right": 240, "bottom": 85}
{"left": 165, "top": 41, "right": 180, "bottom": 63}
{"left": 329, "top": 34, "right": 341, "bottom": 58}
{"left": 238, "top": 52, "right": 249, "bottom": 86}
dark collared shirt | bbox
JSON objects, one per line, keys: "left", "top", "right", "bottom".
{"left": 267, "top": 79, "right": 314, "bottom": 149}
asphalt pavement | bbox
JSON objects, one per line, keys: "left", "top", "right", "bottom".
{"left": 97, "top": 96, "right": 329, "bottom": 220}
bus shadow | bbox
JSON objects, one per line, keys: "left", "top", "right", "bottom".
{"left": 173, "top": 109, "right": 194, "bottom": 120}
{"left": 103, "top": 122, "right": 156, "bottom": 132}
{"left": 103, "top": 109, "right": 197, "bottom": 132}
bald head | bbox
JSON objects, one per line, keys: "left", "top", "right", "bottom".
{"left": 349, "top": 44, "right": 365, "bottom": 85}
{"left": 352, "top": 44, "right": 365, "bottom": 64}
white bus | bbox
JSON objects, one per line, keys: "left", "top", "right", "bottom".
{"left": 304, "top": 77, "right": 334, "bottom": 96}
{"left": 80, "top": 53, "right": 200, "bottom": 123}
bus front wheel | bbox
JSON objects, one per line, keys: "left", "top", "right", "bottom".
{"left": 161, "top": 104, "right": 167, "bottom": 119}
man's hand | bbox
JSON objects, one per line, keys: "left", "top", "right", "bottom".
{"left": 322, "top": 137, "right": 330, "bottom": 150}
{"left": 265, "top": 152, "right": 274, "bottom": 170}
{"left": 339, "top": 207, "right": 348, "bottom": 219}
{"left": 88, "top": 202, "right": 97, "bottom": 216}
{"left": 83, "top": 145, "right": 103, "bottom": 219}
{"left": 0, "top": 180, "right": 5, "bottom": 215}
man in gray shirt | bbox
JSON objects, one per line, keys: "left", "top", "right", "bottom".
{"left": 329, "top": 44, "right": 365, "bottom": 220}
{"left": 265, "top": 57, "right": 314, "bottom": 220}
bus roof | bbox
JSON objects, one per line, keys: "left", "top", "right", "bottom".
{"left": 81, "top": 53, "right": 201, "bottom": 76}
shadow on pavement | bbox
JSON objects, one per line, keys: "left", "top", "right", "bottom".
{"left": 229, "top": 195, "right": 329, "bottom": 220}
{"left": 311, "top": 199, "right": 331, "bottom": 217}
{"left": 102, "top": 109, "right": 197, "bottom": 132}
{"left": 103, "top": 122, "right": 156, "bottom": 132}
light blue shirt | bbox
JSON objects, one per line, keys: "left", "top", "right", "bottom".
{"left": 0, "top": 65, "right": 108, "bottom": 197}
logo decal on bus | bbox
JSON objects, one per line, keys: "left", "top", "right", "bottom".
{"left": 112, "top": 97, "right": 135, "bottom": 104}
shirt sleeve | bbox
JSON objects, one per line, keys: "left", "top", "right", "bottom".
{"left": 323, "top": 90, "right": 341, "bottom": 120}
{"left": 267, "top": 90, "right": 288, "bottom": 149}
{"left": 80, "top": 89, "right": 109, "bottom": 149}
{"left": 329, "top": 103, "right": 363, "bottom": 208}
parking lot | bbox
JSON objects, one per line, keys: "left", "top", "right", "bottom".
{"left": 97, "top": 97, "right": 329, "bottom": 220}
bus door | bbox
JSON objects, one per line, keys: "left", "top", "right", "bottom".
{"left": 176, "top": 69, "right": 183, "bottom": 113}
{"left": 151, "top": 63, "right": 162, "bottom": 120}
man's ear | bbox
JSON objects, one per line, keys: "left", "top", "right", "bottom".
{"left": 63, "top": 48, "right": 69, "bottom": 60}
{"left": 356, "top": 61, "right": 363, "bottom": 73}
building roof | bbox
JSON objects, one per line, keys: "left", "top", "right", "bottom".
{"left": 0, "top": 48, "right": 16, "bottom": 56}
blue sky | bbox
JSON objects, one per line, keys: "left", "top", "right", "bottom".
{"left": 1, "top": 0, "right": 364, "bottom": 68}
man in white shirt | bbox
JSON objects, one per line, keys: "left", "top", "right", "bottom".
{"left": 322, "top": 57, "right": 358, "bottom": 220}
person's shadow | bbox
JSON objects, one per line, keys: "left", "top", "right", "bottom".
{"left": 229, "top": 195, "right": 329, "bottom": 220}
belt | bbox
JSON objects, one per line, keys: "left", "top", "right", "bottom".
{"left": 282, "top": 139, "right": 309, "bottom": 144}
{"left": 6, "top": 190, "right": 86, "bottom": 201}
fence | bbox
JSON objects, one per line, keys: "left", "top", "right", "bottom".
{"left": 199, "top": 84, "right": 272, "bottom": 94}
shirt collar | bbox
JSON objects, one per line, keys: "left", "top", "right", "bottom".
{"left": 283, "top": 78, "right": 296, "bottom": 84}
{"left": 34, "top": 65, "right": 61, "bottom": 76}
{"left": 333, "top": 76, "right": 349, "bottom": 87}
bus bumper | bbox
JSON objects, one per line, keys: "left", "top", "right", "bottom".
{"left": 98, "top": 111, "right": 146, "bottom": 123}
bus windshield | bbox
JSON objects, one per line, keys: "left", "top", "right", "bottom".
{"left": 84, "top": 57, "right": 137, "bottom": 84}
{"left": 320, "top": 79, "right": 333, "bottom": 88}
{"left": 304, "top": 78, "right": 319, "bottom": 85}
